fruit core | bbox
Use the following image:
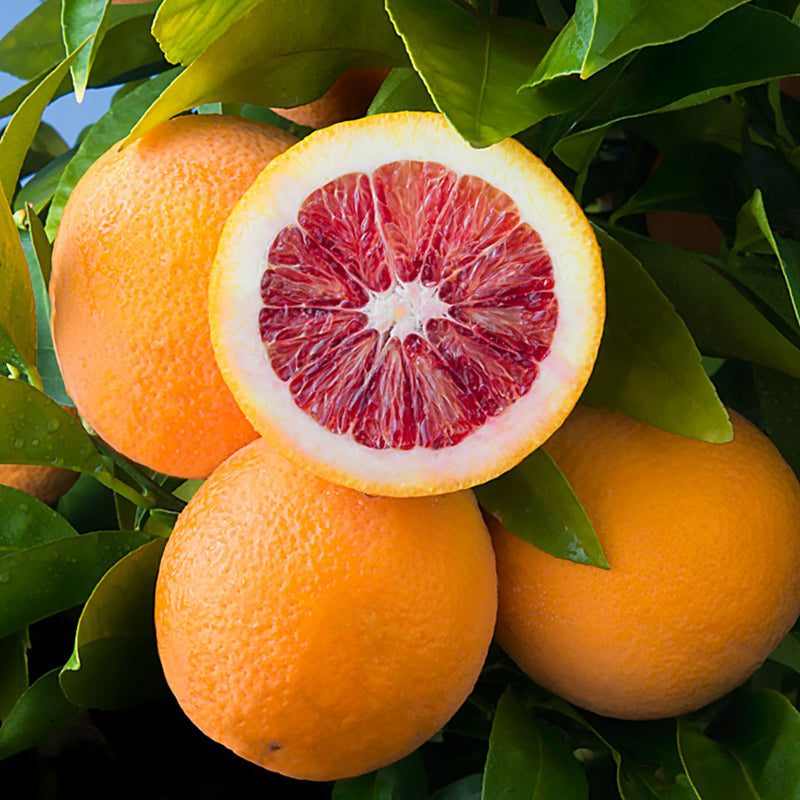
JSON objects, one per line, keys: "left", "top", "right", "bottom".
{"left": 259, "top": 160, "right": 557, "bottom": 451}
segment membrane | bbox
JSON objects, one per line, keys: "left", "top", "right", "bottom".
{"left": 260, "top": 161, "right": 558, "bottom": 450}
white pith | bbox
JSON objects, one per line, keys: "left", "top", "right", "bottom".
{"left": 210, "top": 112, "right": 605, "bottom": 496}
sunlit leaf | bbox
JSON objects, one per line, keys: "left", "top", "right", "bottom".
{"left": 60, "top": 538, "right": 167, "bottom": 709}
{"left": 483, "top": 688, "right": 589, "bottom": 799}
{"left": 153, "top": 0, "right": 265, "bottom": 65}
{"left": 528, "top": 0, "right": 747, "bottom": 85}
{"left": 123, "top": 0, "right": 407, "bottom": 144}
{"left": 582, "top": 229, "right": 732, "bottom": 443}
{"left": 0, "top": 530, "right": 153, "bottom": 640}
{"left": 0, "top": 0, "right": 63, "bottom": 80}
{"left": 475, "top": 447, "right": 607, "bottom": 568}
{"left": 0, "top": 669, "right": 81, "bottom": 761}
{"left": 367, "top": 67, "right": 436, "bottom": 115}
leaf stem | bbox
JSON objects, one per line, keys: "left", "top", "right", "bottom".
{"left": 91, "top": 468, "right": 157, "bottom": 510}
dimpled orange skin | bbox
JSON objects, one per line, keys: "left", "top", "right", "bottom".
{"left": 490, "top": 405, "right": 800, "bottom": 720}
{"left": 50, "top": 115, "right": 297, "bottom": 478}
{"left": 154, "top": 437, "right": 498, "bottom": 781}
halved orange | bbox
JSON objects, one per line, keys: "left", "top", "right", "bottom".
{"left": 210, "top": 112, "right": 604, "bottom": 497}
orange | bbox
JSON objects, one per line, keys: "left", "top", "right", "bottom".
{"left": 154, "top": 436, "right": 497, "bottom": 781}
{"left": 490, "top": 405, "right": 800, "bottom": 720}
{"left": 271, "top": 67, "right": 391, "bottom": 129}
{"left": 210, "top": 111, "right": 605, "bottom": 497}
{"left": 49, "top": 114, "right": 297, "bottom": 479}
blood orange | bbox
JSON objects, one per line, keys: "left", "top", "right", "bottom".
{"left": 210, "top": 112, "right": 604, "bottom": 496}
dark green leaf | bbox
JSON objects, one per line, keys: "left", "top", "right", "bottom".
{"left": 608, "top": 227, "right": 800, "bottom": 379}
{"left": 429, "top": 774, "right": 482, "bottom": 800}
{"left": 45, "top": 68, "right": 181, "bottom": 239}
{"left": 0, "top": 378, "right": 103, "bottom": 474}
{"left": 768, "top": 632, "right": 800, "bottom": 675}
{"left": 56, "top": 473, "right": 119, "bottom": 534}
{"left": 153, "top": 0, "right": 265, "bottom": 65}
{"left": 0, "top": 669, "right": 81, "bottom": 761}
{"left": 332, "top": 750, "right": 428, "bottom": 799}
{"left": 0, "top": 530, "right": 153, "bottom": 640}
{"left": 387, "top": 0, "right": 625, "bottom": 147}
{"left": 0, "top": 630, "right": 28, "bottom": 722}
{"left": 582, "top": 229, "right": 733, "bottom": 442}
{"left": 528, "top": 0, "right": 747, "bottom": 85}
{"left": 754, "top": 364, "right": 800, "bottom": 478}
{"left": 59, "top": 538, "right": 167, "bottom": 710}
{"left": 677, "top": 720, "right": 753, "bottom": 800}
{"left": 707, "top": 689, "right": 800, "bottom": 800}
{"left": 483, "top": 688, "right": 589, "bottom": 800}
{"left": 0, "top": 483, "right": 78, "bottom": 557}
{"left": 123, "top": 0, "right": 407, "bottom": 144}
{"left": 0, "top": 192, "right": 36, "bottom": 376}
{"left": 19, "top": 122, "right": 69, "bottom": 180}
{"left": 611, "top": 142, "right": 745, "bottom": 222}
{"left": 475, "top": 447, "right": 608, "bottom": 568}
{"left": 367, "top": 67, "right": 437, "bottom": 115}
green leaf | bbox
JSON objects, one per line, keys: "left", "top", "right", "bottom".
{"left": 608, "top": 227, "right": 800, "bottom": 379}
{"left": 123, "top": 0, "right": 408, "bottom": 144}
{"left": 0, "top": 0, "right": 64, "bottom": 81}
{"left": 730, "top": 190, "right": 800, "bottom": 327}
{"left": 528, "top": 0, "right": 747, "bottom": 85}
{"left": 45, "top": 68, "right": 181, "bottom": 239}
{"left": 0, "top": 483, "right": 78, "bottom": 557}
{"left": 0, "top": 669, "right": 81, "bottom": 762}
{"left": 367, "top": 67, "right": 436, "bottom": 115}
{"left": 582, "top": 229, "right": 733, "bottom": 443}
{"left": 429, "top": 775, "right": 482, "bottom": 800}
{"left": 0, "top": 44, "right": 88, "bottom": 198}
{"left": 153, "top": 0, "right": 265, "bottom": 65}
{"left": 483, "top": 688, "right": 589, "bottom": 800}
{"left": 754, "top": 365, "right": 800, "bottom": 478}
{"left": 386, "top": 0, "right": 625, "bottom": 147}
{"left": 0, "top": 530, "right": 153, "bottom": 640}
{"left": 332, "top": 750, "right": 428, "bottom": 799}
{"left": 13, "top": 147, "right": 75, "bottom": 217}
{"left": 768, "top": 632, "right": 800, "bottom": 676}
{"left": 62, "top": 0, "right": 113, "bottom": 103}
{"left": 611, "top": 141, "right": 745, "bottom": 223}
{"left": 0, "top": 192, "right": 36, "bottom": 376}
{"left": 475, "top": 448, "right": 608, "bottom": 568}
{"left": 706, "top": 689, "right": 800, "bottom": 800}
{"left": 677, "top": 720, "right": 753, "bottom": 800}
{"left": 0, "top": 378, "right": 103, "bottom": 474}
{"left": 59, "top": 538, "right": 167, "bottom": 710}
{"left": 0, "top": 630, "right": 28, "bottom": 722}
{"left": 579, "top": 6, "right": 800, "bottom": 133}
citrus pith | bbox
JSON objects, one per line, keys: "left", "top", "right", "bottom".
{"left": 490, "top": 405, "right": 800, "bottom": 720}
{"left": 210, "top": 111, "right": 604, "bottom": 497}
{"left": 50, "top": 115, "right": 297, "bottom": 478}
{"left": 154, "top": 436, "right": 497, "bottom": 781}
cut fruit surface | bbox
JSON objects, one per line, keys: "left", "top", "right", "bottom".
{"left": 210, "top": 112, "right": 605, "bottom": 496}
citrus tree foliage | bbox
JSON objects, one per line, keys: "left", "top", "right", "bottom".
{"left": 2, "top": 0, "right": 800, "bottom": 796}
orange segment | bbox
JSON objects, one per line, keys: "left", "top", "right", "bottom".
{"left": 210, "top": 111, "right": 604, "bottom": 496}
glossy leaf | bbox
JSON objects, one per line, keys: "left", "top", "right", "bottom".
{"left": 608, "top": 227, "right": 800, "bottom": 379}
{"left": 60, "top": 538, "right": 167, "bottom": 710}
{"left": 45, "top": 68, "right": 180, "bottom": 239}
{"left": 123, "top": 0, "right": 407, "bottom": 144}
{"left": 706, "top": 690, "right": 800, "bottom": 800}
{"left": 0, "top": 191, "right": 36, "bottom": 376}
{"left": 475, "top": 447, "right": 607, "bottom": 568}
{"left": 0, "top": 483, "right": 78, "bottom": 557}
{"left": 483, "top": 688, "right": 589, "bottom": 800}
{"left": 582, "top": 230, "right": 733, "bottom": 443}
{"left": 578, "top": 6, "right": 800, "bottom": 133}
{"left": 367, "top": 67, "right": 436, "bottom": 115}
{"left": 0, "top": 630, "right": 28, "bottom": 722}
{"left": 0, "top": 530, "right": 153, "bottom": 640}
{"left": 153, "top": 0, "right": 265, "bottom": 65}
{"left": 387, "top": 0, "right": 624, "bottom": 147}
{"left": 0, "top": 378, "right": 103, "bottom": 474}
{"left": 62, "top": 0, "right": 113, "bottom": 102}
{"left": 0, "top": 669, "right": 81, "bottom": 762}
{"left": 528, "top": 0, "right": 747, "bottom": 85}
{"left": 332, "top": 751, "right": 428, "bottom": 799}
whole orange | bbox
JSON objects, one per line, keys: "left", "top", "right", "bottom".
{"left": 490, "top": 405, "right": 800, "bottom": 720}
{"left": 50, "top": 115, "right": 297, "bottom": 478}
{"left": 154, "top": 437, "right": 497, "bottom": 781}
